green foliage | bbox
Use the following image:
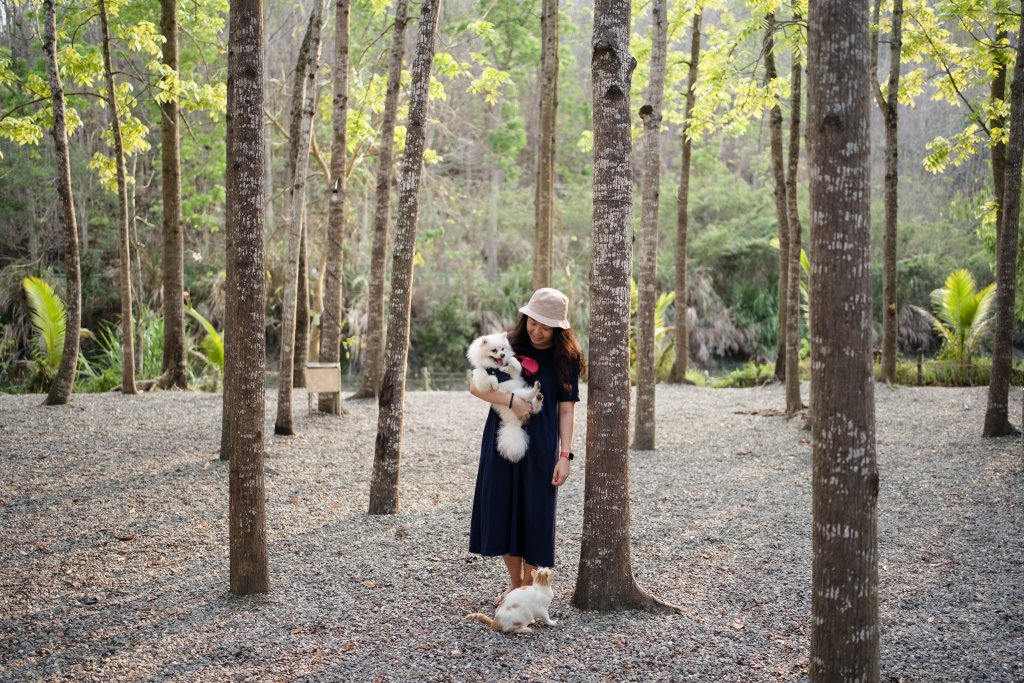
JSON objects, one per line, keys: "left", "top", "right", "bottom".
{"left": 889, "top": 357, "right": 1002, "bottom": 387}
{"left": 186, "top": 306, "right": 224, "bottom": 372}
{"left": 711, "top": 360, "right": 776, "bottom": 388}
{"left": 22, "top": 276, "right": 66, "bottom": 389}
{"left": 922, "top": 268, "right": 996, "bottom": 366}
{"left": 409, "top": 295, "right": 477, "bottom": 374}
{"left": 629, "top": 283, "right": 677, "bottom": 383}
{"left": 76, "top": 322, "right": 125, "bottom": 393}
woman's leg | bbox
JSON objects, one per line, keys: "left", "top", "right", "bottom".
{"left": 502, "top": 554, "right": 525, "bottom": 588}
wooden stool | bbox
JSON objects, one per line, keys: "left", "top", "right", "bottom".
{"left": 305, "top": 362, "right": 341, "bottom": 414}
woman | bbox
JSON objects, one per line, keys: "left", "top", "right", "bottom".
{"left": 468, "top": 287, "right": 586, "bottom": 603}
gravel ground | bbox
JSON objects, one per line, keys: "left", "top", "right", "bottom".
{"left": 0, "top": 383, "right": 1021, "bottom": 682}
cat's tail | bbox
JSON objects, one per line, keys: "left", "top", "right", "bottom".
{"left": 464, "top": 613, "right": 501, "bottom": 631}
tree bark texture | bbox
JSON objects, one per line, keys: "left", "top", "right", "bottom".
{"left": 632, "top": 0, "right": 667, "bottom": 451}
{"left": 318, "top": 0, "right": 351, "bottom": 414}
{"left": 573, "top": 0, "right": 673, "bottom": 613}
{"left": 669, "top": 12, "right": 701, "bottom": 385}
{"left": 785, "top": 42, "right": 804, "bottom": 414}
{"left": 42, "top": 0, "right": 81, "bottom": 407}
{"left": 765, "top": 14, "right": 788, "bottom": 382}
{"left": 98, "top": 0, "right": 137, "bottom": 395}
{"left": 294, "top": 218, "right": 310, "bottom": 387}
{"left": 158, "top": 0, "right": 187, "bottom": 390}
{"left": 533, "top": 0, "right": 559, "bottom": 290}
{"left": 871, "top": 0, "right": 903, "bottom": 384}
{"left": 991, "top": 28, "right": 1009, "bottom": 246}
{"left": 807, "top": 1, "right": 879, "bottom": 679}
{"left": 983, "top": 7, "right": 1024, "bottom": 438}
{"left": 351, "top": 0, "right": 409, "bottom": 401}
{"left": 274, "top": 0, "right": 326, "bottom": 435}
{"left": 224, "top": 0, "right": 269, "bottom": 596}
{"left": 367, "top": 0, "right": 441, "bottom": 515}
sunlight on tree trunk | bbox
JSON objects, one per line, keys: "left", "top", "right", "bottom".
{"left": 533, "top": 0, "right": 558, "bottom": 290}
{"left": 669, "top": 11, "right": 701, "bottom": 385}
{"left": 785, "top": 31, "right": 804, "bottom": 415}
{"left": 633, "top": 0, "right": 667, "bottom": 451}
{"left": 872, "top": 0, "right": 904, "bottom": 385}
{"left": 98, "top": 0, "right": 136, "bottom": 395}
{"left": 275, "top": 0, "right": 327, "bottom": 435}
{"left": 807, "top": 1, "right": 879, "bottom": 678}
{"left": 368, "top": 0, "right": 441, "bottom": 515}
{"left": 157, "top": 0, "right": 187, "bottom": 390}
{"left": 573, "top": 0, "right": 677, "bottom": 614}
{"left": 318, "top": 0, "right": 351, "bottom": 415}
{"left": 765, "top": 13, "right": 788, "bottom": 382}
{"left": 42, "top": 0, "right": 81, "bottom": 407}
{"left": 352, "top": 0, "right": 409, "bottom": 401}
{"left": 224, "top": 0, "right": 269, "bottom": 596}
{"left": 983, "top": 5, "right": 1024, "bottom": 438}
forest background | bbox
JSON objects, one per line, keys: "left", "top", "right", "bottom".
{"left": 0, "top": 0, "right": 1018, "bottom": 392}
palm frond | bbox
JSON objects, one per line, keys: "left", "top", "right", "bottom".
{"left": 186, "top": 307, "right": 224, "bottom": 370}
{"left": 22, "top": 276, "right": 66, "bottom": 372}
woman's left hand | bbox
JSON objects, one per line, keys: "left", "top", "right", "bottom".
{"left": 552, "top": 457, "right": 570, "bottom": 486}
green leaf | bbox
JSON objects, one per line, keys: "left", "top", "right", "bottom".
{"left": 22, "top": 276, "right": 66, "bottom": 376}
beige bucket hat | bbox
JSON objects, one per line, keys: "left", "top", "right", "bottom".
{"left": 519, "top": 287, "right": 571, "bottom": 329}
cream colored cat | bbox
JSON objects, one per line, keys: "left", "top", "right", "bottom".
{"left": 464, "top": 568, "right": 557, "bottom": 634}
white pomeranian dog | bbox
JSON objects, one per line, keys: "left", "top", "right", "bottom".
{"left": 467, "top": 332, "right": 543, "bottom": 462}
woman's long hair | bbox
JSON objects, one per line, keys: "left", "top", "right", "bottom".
{"left": 508, "top": 314, "right": 587, "bottom": 393}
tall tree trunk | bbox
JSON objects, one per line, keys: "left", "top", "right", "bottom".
{"left": 294, "top": 217, "right": 310, "bottom": 387}
{"left": 98, "top": 0, "right": 137, "bottom": 395}
{"left": 632, "top": 0, "right": 667, "bottom": 451}
{"left": 351, "top": 0, "right": 409, "bottom": 400}
{"left": 983, "top": 7, "right": 1024, "bottom": 438}
{"left": 156, "top": 0, "right": 187, "bottom": 389}
{"left": 224, "top": 0, "right": 269, "bottom": 596}
{"left": 42, "top": 0, "right": 81, "bottom": 407}
{"left": 765, "top": 13, "right": 788, "bottom": 382}
{"left": 573, "top": 0, "right": 676, "bottom": 613}
{"left": 487, "top": 106, "right": 500, "bottom": 279}
{"left": 807, "top": 1, "right": 879, "bottom": 679}
{"left": 367, "top": 0, "right": 441, "bottom": 515}
{"left": 991, "top": 28, "right": 1009, "bottom": 246}
{"left": 318, "top": 0, "right": 351, "bottom": 414}
{"left": 871, "top": 0, "right": 903, "bottom": 385}
{"left": 533, "top": 0, "right": 559, "bottom": 290}
{"left": 669, "top": 11, "right": 701, "bottom": 385}
{"left": 785, "top": 38, "right": 804, "bottom": 414}
{"left": 274, "top": 0, "right": 326, "bottom": 435}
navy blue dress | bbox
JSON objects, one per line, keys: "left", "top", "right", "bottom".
{"left": 469, "top": 343, "right": 580, "bottom": 568}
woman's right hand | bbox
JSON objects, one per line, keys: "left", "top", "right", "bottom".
{"left": 510, "top": 395, "right": 532, "bottom": 421}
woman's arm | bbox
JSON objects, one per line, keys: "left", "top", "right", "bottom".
{"left": 552, "top": 401, "right": 576, "bottom": 486}
{"left": 469, "top": 378, "right": 533, "bottom": 420}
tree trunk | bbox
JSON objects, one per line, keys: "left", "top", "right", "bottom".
{"left": 807, "top": 1, "right": 879, "bottom": 679}
{"left": 318, "top": 0, "right": 351, "bottom": 415}
{"left": 274, "top": 0, "right": 327, "bottom": 435}
{"left": 632, "top": 0, "right": 667, "bottom": 451}
{"left": 367, "top": 0, "right": 440, "bottom": 515}
{"left": 765, "top": 14, "right": 788, "bottom": 382}
{"left": 351, "top": 0, "right": 409, "bottom": 401}
{"left": 98, "top": 0, "right": 137, "bottom": 395}
{"left": 668, "top": 12, "right": 701, "bottom": 385}
{"left": 983, "top": 7, "right": 1024, "bottom": 438}
{"left": 871, "top": 0, "right": 903, "bottom": 385}
{"left": 294, "top": 216, "right": 309, "bottom": 388}
{"left": 224, "top": 0, "right": 269, "bottom": 596}
{"left": 573, "top": 0, "right": 676, "bottom": 613}
{"left": 42, "top": 0, "right": 81, "bottom": 407}
{"left": 785, "top": 38, "right": 804, "bottom": 414}
{"left": 991, "top": 28, "right": 1009, "bottom": 246}
{"left": 157, "top": 0, "right": 188, "bottom": 389}
{"left": 532, "top": 0, "right": 559, "bottom": 290}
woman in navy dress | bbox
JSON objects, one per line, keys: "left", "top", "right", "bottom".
{"left": 469, "top": 288, "right": 585, "bottom": 602}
